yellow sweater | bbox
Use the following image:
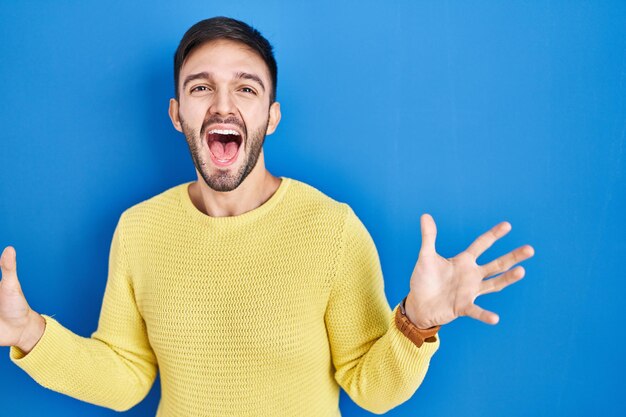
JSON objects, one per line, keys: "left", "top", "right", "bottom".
{"left": 10, "top": 177, "right": 439, "bottom": 416}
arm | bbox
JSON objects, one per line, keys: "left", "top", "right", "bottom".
{"left": 324, "top": 206, "right": 439, "bottom": 415}
{"left": 2, "top": 215, "right": 157, "bottom": 411}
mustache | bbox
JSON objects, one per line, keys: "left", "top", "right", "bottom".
{"left": 201, "top": 116, "right": 247, "bottom": 138}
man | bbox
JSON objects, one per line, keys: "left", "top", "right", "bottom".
{"left": 0, "top": 17, "right": 534, "bottom": 416}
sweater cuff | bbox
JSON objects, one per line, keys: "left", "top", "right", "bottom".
{"left": 383, "top": 303, "right": 440, "bottom": 378}
{"left": 10, "top": 315, "right": 67, "bottom": 373}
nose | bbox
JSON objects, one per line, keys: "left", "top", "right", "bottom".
{"left": 209, "top": 88, "right": 236, "bottom": 117}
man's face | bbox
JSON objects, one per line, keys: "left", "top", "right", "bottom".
{"left": 169, "top": 39, "right": 280, "bottom": 192}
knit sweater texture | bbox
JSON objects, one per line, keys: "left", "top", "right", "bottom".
{"left": 10, "top": 177, "right": 439, "bottom": 416}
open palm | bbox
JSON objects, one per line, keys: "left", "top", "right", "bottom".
{"left": 406, "top": 214, "right": 535, "bottom": 329}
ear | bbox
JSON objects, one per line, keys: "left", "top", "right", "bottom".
{"left": 265, "top": 101, "right": 282, "bottom": 136}
{"left": 168, "top": 98, "right": 183, "bottom": 132}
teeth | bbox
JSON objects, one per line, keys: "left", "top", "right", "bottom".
{"left": 208, "top": 129, "right": 239, "bottom": 135}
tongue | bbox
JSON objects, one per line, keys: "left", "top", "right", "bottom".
{"left": 209, "top": 140, "right": 239, "bottom": 160}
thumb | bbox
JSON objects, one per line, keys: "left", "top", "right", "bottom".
{"left": 419, "top": 214, "right": 437, "bottom": 255}
{"left": 0, "top": 246, "right": 21, "bottom": 289}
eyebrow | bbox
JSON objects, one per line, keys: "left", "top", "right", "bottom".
{"left": 182, "top": 71, "right": 266, "bottom": 92}
{"left": 234, "top": 71, "right": 265, "bottom": 92}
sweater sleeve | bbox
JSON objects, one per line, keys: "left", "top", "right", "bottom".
{"left": 324, "top": 205, "right": 439, "bottom": 415}
{"left": 9, "top": 214, "right": 158, "bottom": 411}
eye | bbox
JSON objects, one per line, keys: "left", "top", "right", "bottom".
{"left": 190, "top": 85, "right": 211, "bottom": 94}
{"left": 240, "top": 87, "right": 257, "bottom": 95}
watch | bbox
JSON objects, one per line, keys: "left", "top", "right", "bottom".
{"left": 394, "top": 295, "right": 440, "bottom": 348}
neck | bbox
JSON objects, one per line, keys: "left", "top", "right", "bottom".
{"left": 188, "top": 152, "right": 281, "bottom": 218}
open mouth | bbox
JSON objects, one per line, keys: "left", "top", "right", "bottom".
{"left": 206, "top": 129, "right": 243, "bottom": 167}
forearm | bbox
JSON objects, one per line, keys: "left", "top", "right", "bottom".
{"left": 332, "top": 303, "right": 439, "bottom": 414}
{"left": 10, "top": 315, "right": 157, "bottom": 412}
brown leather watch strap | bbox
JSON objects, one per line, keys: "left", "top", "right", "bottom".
{"left": 394, "top": 296, "right": 440, "bottom": 348}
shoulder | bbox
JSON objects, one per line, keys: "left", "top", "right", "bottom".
{"left": 282, "top": 178, "right": 371, "bottom": 244}
{"left": 116, "top": 182, "right": 190, "bottom": 230}
{"left": 285, "top": 177, "right": 352, "bottom": 221}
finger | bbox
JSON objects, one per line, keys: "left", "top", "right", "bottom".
{"left": 419, "top": 213, "right": 437, "bottom": 255}
{"left": 479, "top": 266, "right": 525, "bottom": 296}
{"left": 0, "top": 246, "right": 20, "bottom": 288}
{"left": 465, "top": 221, "right": 512, "bottom": 259}
{"left": 481, "top": 245, "right": 535, "bottom": 277}
{"left": 465, "top": 303, "right": 499, "bottom": 325}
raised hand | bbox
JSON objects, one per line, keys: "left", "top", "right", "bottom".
{"left": 0, "top": 246, "right": 45, "bottom": 352}
{"left": 405, "top": 214, "right": 535, "bottom": 329}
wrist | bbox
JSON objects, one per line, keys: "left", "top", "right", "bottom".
{"left": 404, "top": 294, "right": 438, "bottom": 330}
{"left": 15, "top": 310, "right": 46, "bottom": 354}
{"left": 395, "top": 296, "right": 440, "bottom": 347}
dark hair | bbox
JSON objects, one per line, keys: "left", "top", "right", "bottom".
{"left": 173, "top": 16, "right": 278, "bottom": 103}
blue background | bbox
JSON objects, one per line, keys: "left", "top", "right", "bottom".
{"left": 1, "top": 1, "right": 624, "bottom": 416}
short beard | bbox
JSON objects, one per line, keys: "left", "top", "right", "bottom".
{"left": 179, "top": 114, "right": 268, "bottom": 192}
